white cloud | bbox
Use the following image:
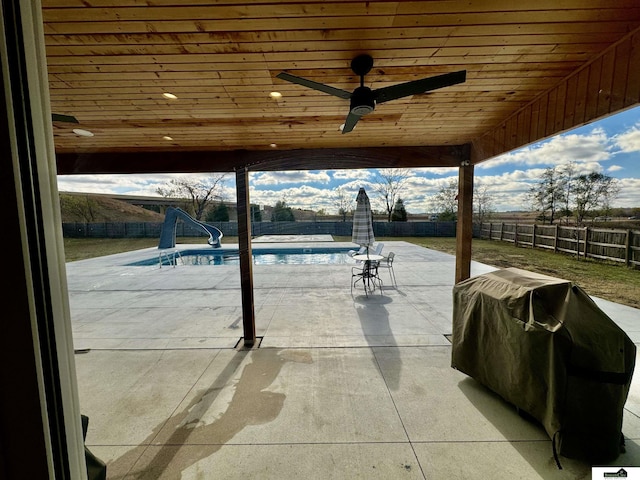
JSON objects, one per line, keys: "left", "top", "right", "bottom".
{"left": 614, "top": 125, "right": 640, "bottom": 153}
{"left": 607, "top": 165, "right": 624, "bottom": 172}
{"left": 410, "top": 167, "right": 458, "bottom": 176}
{"left": 332, "top": 170, "right": 373, "bottom": 181}
{"left": 406, "top": 175, "right": 454, "bottom": 188}
{"left": 479, "top": 129, "right": 611, "bottom": 170}
{"left": 615, "top": 178, "right": 640, "bottom": 207}
{"left": 57, "top": 173, "right": 178, "bottom": 196}
{"left": 250, "top": 184, "right": 355, "bottom": 214}
{"left": 472, "top": 171, "right": 539, "bottom": 211}
{"left": 251, "top": 170, "right": 330, "bottom": 186}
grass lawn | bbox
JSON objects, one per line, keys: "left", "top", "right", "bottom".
{"left": 393, "top": 236, "right": 639, "bottom": 309}
{"left": 64, "top": 235, "right": 639, "bottom": 309}
{"left": 63, "top": 236, "right": 238, "bottom": 262}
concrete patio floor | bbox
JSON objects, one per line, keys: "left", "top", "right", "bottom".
{"left": 66, "top": 240, "right": 640, "bottom": 479}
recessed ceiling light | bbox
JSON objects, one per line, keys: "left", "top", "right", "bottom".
{"left": 270, "top": 91, "right": 282, "bottom": 98}
{"left": 162, "top": 92, "right": 178, "bottom": 100}
{"left": 72, "top": 128, "right": 94, "bottom": 137}
{"left": 163, "top": 135, "right": 173, "bottom": 141}
{"left": 270, "top": 143, "right": 277, "bottom": 148}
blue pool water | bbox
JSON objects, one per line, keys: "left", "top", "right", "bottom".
{"left": 127, "top": 247, "right": 355, "bottom": 266}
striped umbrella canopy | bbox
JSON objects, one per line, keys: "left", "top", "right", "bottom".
{"left": 352, "top": 187, "right": 375, "bottom": 252}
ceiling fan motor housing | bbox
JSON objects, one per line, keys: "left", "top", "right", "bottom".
{"left": 276, "top": 54, "right": 465, "bottom": 132}
{"left": 350, "top": 86, "right": 376, "bottom": 116}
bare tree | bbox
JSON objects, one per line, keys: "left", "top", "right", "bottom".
{"left": 432, "top": 179, "right": 459, "bottom": 221}
{"left": 333, "top": 186, "right": 353, "bottom": 221}
{"left": 559, "top": 162, "right": 577, "bottom": 224}
{"left": 156, "top": 174, "right": 227, "bottom": 220}
{"left": 372, "top": 168, "right": 411, "bottom": 222}
{"left": 430, "top": 180, "right": 493, "bottom": 224}
{"left": 473, "top": 184, "right": 493, "bottom": 226}
{"left": 599, "top": 180, "right": 621, "bottom": 219}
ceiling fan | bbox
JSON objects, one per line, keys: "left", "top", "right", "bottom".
{"left": 51, "top": 113, "right": 78, "bottom": 124}
{"left": 52, "top": 113, "right": 95, "bottom": 137}
{"left": 276, "top": 54, "right": 466, "bottom": 134}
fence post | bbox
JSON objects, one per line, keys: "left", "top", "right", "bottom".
{"left": 499, "top": 222, "right": 504, "bottom": 241}
{"left": 625, "top": 229, "right": 632, "bottom": 267}
{"left": 514, "top": 223, "right": 518, "bottom": 247}
{"left": 583, "top": 226, "right": 589, "bottom": 259}
{"left": 553, "top": 224, "right": 558, "bottom": 252}
{"left": 532, "top": 224, "right": 536, "bottom": 248}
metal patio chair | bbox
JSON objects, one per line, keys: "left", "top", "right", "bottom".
{"left": 376, "top": 251, "right": 396, "bottom": 286}
{"left": 351, "top": 259, "right": 383, "bottom": 296}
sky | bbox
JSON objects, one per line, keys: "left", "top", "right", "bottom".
{"left": 57, "top": 105, "right": 640, "bottom": 214}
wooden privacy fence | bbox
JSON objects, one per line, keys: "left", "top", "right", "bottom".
{"left": 480, "top": 223, "right": 640, "bottom": 268}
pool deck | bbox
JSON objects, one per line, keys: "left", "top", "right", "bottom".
{"left": 67, "top": 240, "right": 640, "bottom": 479}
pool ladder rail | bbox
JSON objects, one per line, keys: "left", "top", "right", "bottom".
{"left": 158, "top": 249, "right": 182, "bottom": 268}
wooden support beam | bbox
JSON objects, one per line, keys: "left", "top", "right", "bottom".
{"left": 455, "top": 163, "right": 474, "bottom": 284}
{"left": 235, "top": 166, "right": 256, "bottom": 347}
{"left": 55, "top": 144, "right": 470, "bottom": 175}
{"left": 472, "top": 25, "right": 640, "bottom": 163}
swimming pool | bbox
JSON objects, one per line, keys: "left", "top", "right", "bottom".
{"left": 127, "top": 247, "right": 355, "bottom": 266}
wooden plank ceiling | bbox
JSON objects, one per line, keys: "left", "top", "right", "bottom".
{"left": 43, "top": 1, "right": 640, "bottom": 172}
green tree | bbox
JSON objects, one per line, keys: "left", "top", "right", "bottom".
{"left": 573, "top": 172, "right": 619, "bottom": 225}
{"left": 59, "top": 193, "right": 99, "bottom": 222}
{"left": 391, "top": 198, "right": 408, "bottom": 221}
{"left": 271, "top": 200, "right": 295, "bottom": 222}
{"left": 528, "top": 166, "right": 565, "bottom": 224}
{"left": 207, "top": 202, "right": 229, "bottom": 222}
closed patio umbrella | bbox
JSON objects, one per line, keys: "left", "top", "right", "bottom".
{"left": 352, "top": 187, "right": 375, "bottom": 256}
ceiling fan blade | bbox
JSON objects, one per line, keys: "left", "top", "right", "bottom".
{"left": 341, "top": 112, "right": 360, "bottom": 134}
{"left": 276, "top": 72, "right": 352, "bottom": 99}
{"left": 52, "top": 113, "right": 79, "bottom": 123}
{"left": 373, "top": 70, "right": 466, "bottom": 104}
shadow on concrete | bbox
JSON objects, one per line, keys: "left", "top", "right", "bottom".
{"left": 353, "top": 293, "right": 404, "bottom": 391}
{"left": 457, "top": 377, "right": 591, "bottom": 478}
{"left": 107, "top": 348, "right": 312, "bottom": 479}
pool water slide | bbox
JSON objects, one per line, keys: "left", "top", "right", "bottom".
{"left": 158, "top": 207, "right": 223, "bottom": 249}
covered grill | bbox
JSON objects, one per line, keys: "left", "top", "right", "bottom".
{"left": 452, "top": 268, "right": 635, "bottom": 463}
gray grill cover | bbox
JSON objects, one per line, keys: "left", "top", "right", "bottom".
{"left": 451, "top": 268, "right": 635, "bottom": 462}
